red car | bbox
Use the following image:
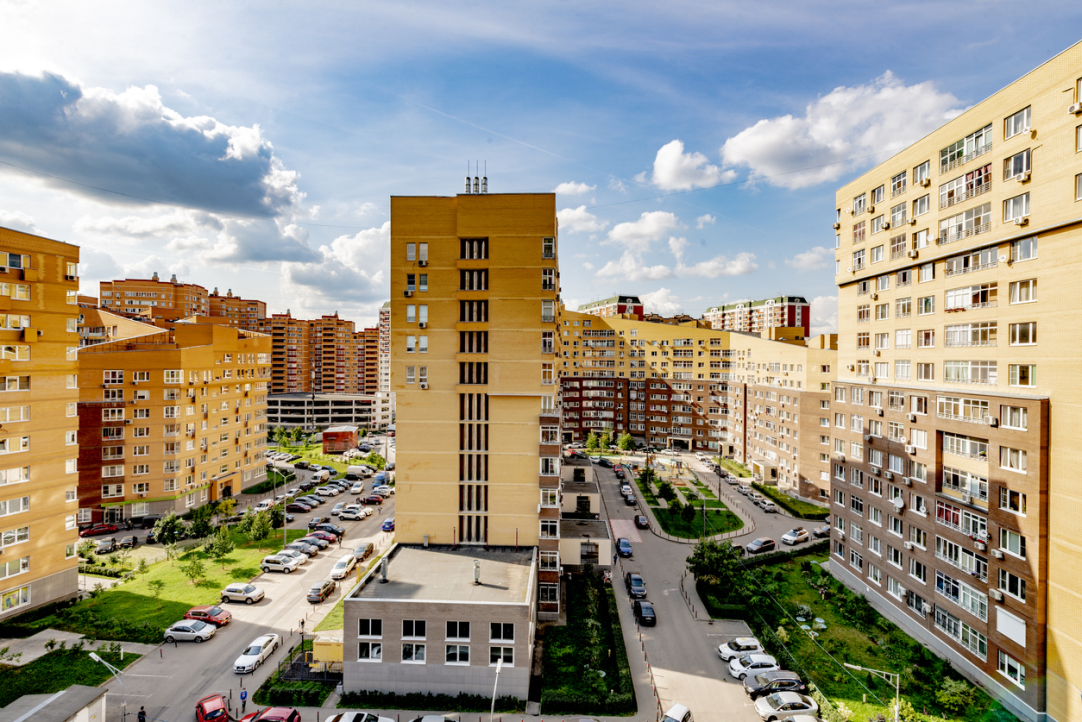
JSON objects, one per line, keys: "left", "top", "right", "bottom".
{"left": 195, "top": 694, "right": 229, "bottom": 722}
{"left": 79, "top": 523, "right": 119, "bottom": 537}
{"left": 308, "top": 530, "right": 338, "bottom": 544}
{"left": 240, "top": 708, "right": 300, "bottom": 722}
{"left": 184, "top": 605, "right": 233, "bottom": 627}
{"left": 363, "top": 495, "right": 384, "bottom": 505}
{"left": 285, "top": 503, "right": 312, "bottom": 513}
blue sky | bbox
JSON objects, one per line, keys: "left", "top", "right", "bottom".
{"left": 2, "top": 1, "right": 1080, "bottom": 332}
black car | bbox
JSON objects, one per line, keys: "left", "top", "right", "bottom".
{"left": 96, "top": 538, "right": 118, "bottom": 553}
{"left": 307, "top": 516, "right": 331, "bottom": 530}
{"left": 633, "top": 600, "right": 657, "bottom": 626}
{"left": 614, "top": 468, "right": 625, "bottom": 479}
{"left": 812, "top": 525, "right": 831, "bottom": 539}
{"left": 634, "top": 515, "right": 650, "bottom": 529}
{"left": 597, "top": 458, "right": 614, "bottom": 468}
{"left": 306, "top": 579, "right": 336, "bottom": 604}
{"left": 743, "top": 670, "right": 808, "bottom": 700}
{"left": 746, "top": 538, "right": 776, "bottom": 555}
{"left": 140, "top": 515, "right": 162, "bottom": 529}
{"left": 625, "top": 572, "right": 647, "bottom": 599}
{"left": 118, "top": 536, "right": 138, "bottom": 549}
{"left": 294, "top": 461, "right": 311, "bottom": 470}
{"left": 298, "top": 480, "right": 316, "bottom": 491}
{"left": 314, "top": 522, "right": 346, "bottom": 537}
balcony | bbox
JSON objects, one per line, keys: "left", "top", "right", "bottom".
{"left": 941, "top": 142, "right": 992, "bottom": 173}
{"left": 940, "top": 181, "right": 992, "bottom": 210}
{"left": 944, "top": 260, "right": 997, "bottom": 278}
{"left": 938, "top": 222, "right": 991, "bottom": 246}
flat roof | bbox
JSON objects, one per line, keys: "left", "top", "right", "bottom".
{"left": 0, "top": 685, "right": 106, "bottom": 722}
{"left": 350, "top": 545, "right": 534, "bottom": 604}
{"left": 325, "top": 425, "right": 360, "bottom": 433}
{"left": 560, "top": 518, "right": 610, "bottom": 539}
{"left": 562, "top": 480, "right": 599, "bottom": 495}
{"left": 269, "top": 392, "right": 382, "bottom": 401}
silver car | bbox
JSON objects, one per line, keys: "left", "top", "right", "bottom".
{"left": 164, "top": 619, "right": 216, "bottom": 643}
{"left": 221, "top": 583, "right": 265, "bottom": 605}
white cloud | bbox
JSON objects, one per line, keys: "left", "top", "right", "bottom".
{"left": 669, "top": 235, "right": 758, "bottom": 278}
{"left": 122, "top": 254, "right": 190, "bottom": 280}
{"left": 607, "top": 177, "right": 627, "bottom": 194}
{"left": 640, "top": 287, "right": 683, "bottom": 316}
{"left": 554, "top": 181, "right": 595, "bottom": 195}
{"left": 0, "top": 210, "right": 38, "bottom": 234}
{"left": 650, "top": 139, "right": 734, "bottom": 191}
{"left": 77, "top": 246, "right": 121, "bottom": 283}
{"left": 603, "top": 211, "right": 681, "bottom": 253}
{"left": 720, "top": 72, "right": 964, "bottom": 189}
{"left": 281, "top": 222, "right": 390, "bottom": 306}
{"left": 695, "top": 214, "right": 716, "bottom": 229}
{"left": 595, "top": 251, "right": 673, "bottom": 281}
{"left": 810, "top": 295, "right": 838, "bottom": 335}
{"left": 75, "top": 209, "right": 223, "bottom": 239}
{"left": 557, "top": 206, "right": 609, "bottom": 234}
{"left": 785, "top": 246, "right": 832, "bottom": 272}
{"left": 582, "top": 262, "right": 595, "bottom": 271}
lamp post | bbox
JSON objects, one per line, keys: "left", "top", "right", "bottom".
{"left": 89, "top": 651, "right": 126, "bottom": 722}
{"left": 489, "top": 657, "right": 503, "bottom": 722}
{"left": 843, "top": 662, "right": 899, "bottom": 722}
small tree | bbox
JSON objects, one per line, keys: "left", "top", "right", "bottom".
{"left": 268, "top": 505, "right": 285, "bottom": 529}
{"left": 180, "top": 557, "right": 206, "bottom": 585}
{"left": 152, "top": 512, "right": 183, "bottom": 545}
{"left": 246, "top": 512, "right": 272, "bottom": 550}
{"left": 217, "top": 497, "right": 237, "bottom": 520}
{"left": 617, "top": 432, "right": 635, "bottom": 452}
{"left": 656, "top": 481, "right": 677, "bottom": 503}
{"left": 136, "top": 558, "right": 150, "bottom": 576}
{"left": 148, "top": 578, "right": 166, "bottom": 608}
{"left": 78, "top": 540, "right": 96, "bottom": 558}
{"left": 680, "top": 500, "right": 697, "bottom": 523}
{"left": 163, "top": 542, "right": 181, "bottom": 565}
{"left": 585, "top": 432, "right": 599, "bottom": 452}
{"left": 189, "top": 504, "right": 215, "bottom": 540}
{"left": 686, "top": 538, "right": 743, "bottom": 587}
{"left": 935, "top": 678, "right": 975, "bottom": 714}
{"left": 210, "top": 524, "right": 236, "bottom": 570}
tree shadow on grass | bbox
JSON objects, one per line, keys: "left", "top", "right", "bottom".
{"left": 230, "top": 566, "right": 259, "bottom": 580}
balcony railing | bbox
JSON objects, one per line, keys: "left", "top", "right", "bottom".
{"left": 938, "top": 222, "right": 991, "bottom": 245}
{"left": 940, "top": 181, "right": 992, "bottom": 210}
{"left": 941, "top": 142, "right": 993, "bottom": 173}
{"left": 944, "top": 260, "right": 997, "bottom": 278}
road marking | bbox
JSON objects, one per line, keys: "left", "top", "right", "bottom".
{"left": 125, "top": 674, "right": 172, "bottom": 678}
{"left": 609, "top": 519, "right": 641, "bottom": 543}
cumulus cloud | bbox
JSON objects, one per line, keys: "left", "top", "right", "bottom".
{"left": 0, "top": 210, "right": 38, "bottom": 234}
{"left": 603, "top": 211, "right": 682, "bottom": 253}
{"left": 696, "top": 214, "right": 716, "bottom": 229}
{"left": 650, "top": 140, "right": 734, "bottom": 191}
{"left": 640, "top": 288, "right": 683, "bottom": 316}
{"left": 282, "top": 222, "right": 390, "bottom": 306}
{"left": 77, "top": 246, "right": 122, "bottom": 282}
{"left": 0, "top": 71, "right": 303, "bottom": 216}
{"left": 596, "top": 251, "right": 674, "bottom": 281}
{"left": 785, "top": 246, "right": 832, "bottom": 272}
{"left": 557, "top": 206, "right": 609, "bottom": 234}
{"left": 668, "top": 235, "right": 758, "bottom": 278}
{"left": 811, "top": 295, "right": 839, "bottom": 335}
{"left": 76, "top": 209, "right": 223, "bottom": 240}
{"left": 554, "top": 181, "right": 595, "bottom": 195}
{"left": 122, "top": 254, "right": 190, "bottom": 280}
{"left": 720, "top": 72, "right": 964, "bottom": 189}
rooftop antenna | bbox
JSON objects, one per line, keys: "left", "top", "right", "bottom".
{"left": 482, "top": 161, "right": 487, "bottom": 194}
{"left": 465, "top": 162, "right": 471, "bottom": 194}
{"left": 473, "top": 161, "right": 480, "bottom": 194}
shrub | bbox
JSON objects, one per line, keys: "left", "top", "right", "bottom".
{"left": 254, "top": 681, "right": 332, "bottom": 707}
{"left": 935, "top": 678, "right": 976, "bottom": 713}
{"left": 339, "top": 691, "right": 522, "bottom": 713}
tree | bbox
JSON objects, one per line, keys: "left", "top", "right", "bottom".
{"left": 268, "top": 505, "right": 285, "bottom": 529}
{"left": 585, "top": 432, "right": 599, "bottom": 452}
{"left": 217, "top": 497, "right": 237, "bottom": 520}
{"left": 246, "top": 511, "right": 272, "bottom": 550}
{"left": 656, "top": 481, "right": 677, "bottom": 503}
{"left": 180, "top": 557, "right": 206, "bottom": 585}
{"left": 152, "top": 513, "right": 183, "bottom": 545}
{"left": 189, "top": 504, "right": 215, "bottom": 540}
{"left": 936, "top": 678, "right": 975, "bottom": 714}
{"left": 148, "top": 579, "right": 166, "bottom": 608}
{"left": 289, "top": 426, "right": 304, "bottom": 445}
{"left": 617, "top": 432, "right": 635, "bottom": 452}
{"left": 686, "top": 538, "right": 744, "bottom": 587}
{"left": 163, "top": 542, "right": 180, "bottom": 565}
{"left": 210, "top": 524, "right": 236, "bottom": 570}
{"left": 599, "top": 431, "right": 611, "bottom": 452}
{"left": 680, "top": 500, "right": 697, "bottom": 523}
{"left": 236, "top": 508, "right": 257, "bottom": 537}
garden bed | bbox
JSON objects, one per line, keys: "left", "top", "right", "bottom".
{"left": 752, "top": 483, "right": 829, "bottom": 520}
{"left": 714, "top": 457, "right": 751, "bottom": 477}
{"left": 652, "top": 506, "right": 742, "bottom": 538}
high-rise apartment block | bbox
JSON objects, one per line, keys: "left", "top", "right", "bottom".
{"left": 76, "top": 323, "right": 271, "bottom": 522}
{"left": 829, "top": 43, "right": 1082, "bottom": 722}
{"left": 0, "top": 227, "right": 82, "bottom": 618}
{"left": 704, "top": 296, "right": 811, "bottom": 336}
{"left": 559, "top": 310, "right": 836, "bottom": 499}
{"left": 254, "top": 312, "right": 311, "bottom": 394}
{"left": 208, "top": 288, "right": 268, "bottom": 328}
{"left": 577, "top": 294, "right": 644, "bottom": 320}
{"left": 99, "top": 274, "right": 212, "bottom": 321}
{"left": 360, "top": 326, "right": 380, "bottom": 395}
{"left": 378, "top": 302, "right": 391, "bottom": 393}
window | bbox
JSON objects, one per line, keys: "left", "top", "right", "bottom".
{"left": 914, "top": 161, "right": 930, "bottom": 183}
{"left": 895, "top": 360, "right": 911, "bottom": 380}
{"left": 999, "top": 488, "right": 1027, "bottom": 515}
{"left": 541, "top": 300, "right": 555, "bottom": 323}
{"left": 1009, "top": 322, "right": 1036, "bottom": 346}
{"left": 1000, "top": 447, "right": 1027, "bottom": 473}
{"left": 853, "top": 193, "right": 867, "bottom": 215}
{"left": 490, "top": 646, "right": 514, "bottom": 666}
{"left": 1005, "top": 107, "right": 1030, "bottom": 139}
{"left": 998, "top": 569, "right": 1026, "bottom": 602}
{"left": 891, "top": 171, "right": 907, "bottom": 197}
{"left": 918, "top": 263, "right": 934, "bottom": 283}
{"left": 446, "top": 621, "right": 470, "bottom": 640}
{"left": 939, "top": 203, "right": 991, "bottom": 243}
{"left": 890, "top": 203, "right": 906, "bottom": 227}
{"left": 419, "top": 274, "right": 428, "bottom": 292}
{"left": 1003, "top": 193, "right": 1029, "bottom": 222}
{"left": 909, "top": 559, "right": 927, "bottom": 583}
{"left": 872, "top": 185, "right": 885, "bottom": 204}
{"left": 1009, "top": 279, "right": 1036, "bottom": 304}
{"left": 406, "top": 243, "right": 416, "bottom": 261}
{"left": 542, "top": 237, "right": 555, "bottom": 259}
{"left": 446, "top": 645, "right": 470, "bottom": 664}
{"left": 1011, "top": 237, "right": 1037, "bottom": 262}
{"left": 998, "top": 651, "right": 1025, "bottom": 689}
{"left": 913, "top": 195, "right": 929, "bottom": 216}
{"left": 1009, "top": 364, "right": 1036, "bottom": 387}
{"left": 872, "top": 215, "right": 884, "bottom": 234}
{"left": 406, "top": 335, "right": 416, "bottom": 353}
{"left": 490, "top": 622, "right": 514, "bottom": 642}
{"left": 406, "top": 305, "right": 415, "bottom": 323}
{"left": 401, "top": 643, "right": 426, "bottom": 663}
{"left": 999, "top": 529, "right": 1027, "bottom": 558}
{"left": 896, "top": 297, "right": 911, "bottom": 317}
{"left": 402, "top": 620, "right": 426, "bottom": 639}
{"left": 358, "top": 618, "right": 383, "bottom": 637}
{"left": 164, "top": 370, "right": 182, "bottom": 384}
{"left": 1077, "top": 173, "right": 1082, "bottom": 201}
{"left": 917, "top": 297, "right": 934, "bottom": 315}
{"left": 540, "top": 519, "right": 558, "bottom": 538}
{"left": 917, "top": 330, "right": 934, "bottom": 348}
{"left": 1001, "top": 405, "right": 1028, "bottom": 430}
{"left": 871, "top": 245, "right": 884, "bottom": 263}
{"left": 852, "top": 221, "right": 866, "bottom": 244}
{"left": 357, "top": 642, "right": 382, "bottom": 662}
{"left": 1004, "top": 149, "right": 1030, "bottom": 180}
{"left": 852, "top": 249, "right": 865, "bottom": 271}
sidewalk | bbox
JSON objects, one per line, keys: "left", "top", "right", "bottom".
{"left": 0, "top": 629, "right": 158, "bottom": 667}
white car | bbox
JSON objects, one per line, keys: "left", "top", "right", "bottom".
{"left": 164, "top": 619, "right": 216, "bottom": 643}
{"left": 753, "top": 693, "right": 819, "bottom": 722}
{"left": 659, "top": 448, "right": 678, "bottom": 456}
{"left": 260, "top": 554, "right": 301, "bottom": 574}
{"left": 340, "top": 506, "right": 372, "bottom": 521}
{"left": 781, "top": 528, "right": 810, "bottom": 545}
{"left": 234, "top": 633, "right": 281, "bottom": 673}
{"left": 331, "top": 502, "right": 347, "bottom": 516}
{"left": 221, "top": 583, "right": 265, "bottom": 605}
{"left": 330, "top": 554, "right": 358, "bottom": 580}
{"left": 277, "top": 548, "right": 309, "bottom": 565}
{"left": 718, "top": 636, "right": 764, "bottom": 660}
{"left": 661, "top": 704, "right": 694, "bottom": 722}
{"left": 315, "top": 486, "right": 339, "bottom": 497}
{"left": 254, "top": 500, "right": 273, "bottom": 512}
{"left": 326, "top": 713, "right": 396, "bottom": 722}
{"left": 729, "top": 653, "right": 780, "bottom": 680}
{"left": 350, "top": 482, "right": 365, "bottom": 494}
{"left": 286, "top": 488, "right": 300, "bottom": 497}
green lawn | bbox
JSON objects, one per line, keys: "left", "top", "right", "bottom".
{"left": 652, "top": 506, "right": 743, "bottom": 538}
{"left": 753, "top": 483, "right": 829, "bottom": 520}
{"left": 0, "top": 649, "right": 138, "bottom": 708}
{"left": 714, "top": 457, "right": 751, "bottom": 477}
{"left": 697, "top": 550, "right": 1014, "bottom": 722}
{"left": 633, "top": 473, "right": 659, "bottom": 505}
{"left": 314, "top": 548, "right": 389, "bottom": 632}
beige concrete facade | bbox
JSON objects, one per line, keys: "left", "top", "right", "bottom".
{"left": 704, "top": 296, "right": 811, "bottom": 336}
{"left": 830, "top": 41, "right": 1082, "bottom": 722}
{"left": 0, "top": 226, "right": 82, "bottom": 617}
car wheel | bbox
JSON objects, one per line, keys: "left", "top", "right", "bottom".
{"left": 273, "top": 641, "right": 279, "bottom": 651}
{"left": 261, "top": 567, "right": 271, "bottom": 573}
{"left": 194, "top": 636, "right": 204, "bottom": 644}
{"left": 284, "top": 567, "right": 292, "bottom": 574}
{"left": 165, "top": 636, "right": 174, "bottom": 643}
{"left": 245, "top": 597, "right": 255, "bottom": 605}
{"left": 739, "top": 673, "right": 747, "bottom": 680}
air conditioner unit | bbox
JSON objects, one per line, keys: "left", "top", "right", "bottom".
{"left": 906, "top": 413, "right": 916, "bottom": 422}
{"left": 903, "top": 477, "right": 912, "bottom": 486}
{"left": 1014, "top": 217, "right": 1029, "bottom": 226}
{"left": 962, "top": 492, "right": 972, "bottom": 503}
{"left": 908, "top": 218, "right": 916, "bottom": 226}
{"left": 846, "top": 364, "right": 855, "bottom": 371}
{"left": 1070, "top": 102, "right": 1082, "bottom": 115}
{"left": 872, "top": 467, "right": 881, "bottom": 476}
{"left": 975, "top": 541, "right": 987, "bottom": 551}
{"left": 833, "top": 222, "right": 841, "bottom": 230}
{"left": 907, "top": 249, "right": 918, "bottom": 259}
{"left": 418, "top": 260, "right": 428, "bottom": 267}
{"left": 838, "top": 530, "right": 845, "bottom": 540}
{"left": 403, "top": 290, "right": 413, "bottom": 297}
{"left": 992, "top": 549, "right": 1005, "bottom": 559}
{"left": 836, "top": 453, "right": 846, "bottom": 461}
{"left": 1016, "top": 171, "right": 1031, "bottom": 183}
{"left": 904, "top": 444, "right": 915, "bottom": 454}
{"left": 419, "top": 382, "right": 429, "bottom": 390}
{"left": 874, "top": 350, "right": 880, "bottom": 357}
{"left": 921, "top": 603, "right": 932, "bottom": 615}
{"left": 137, "top": 492, "right": 146, "bottom": 498}
{"left": 864, "top": 434, "right": 873, "bottom": 442}
{"left": 985, "top": 416, "right": 999, "bottom": 427}
{"left": 868, "top": 205, "right": 875, "bottom": 214}
{"left": 920, "top": 178, "right": 930, "bottom": 187}
{"left": 65, "top": 274, "right": 77, "bottom": 281}
{"left": 903, "top": 541, "right": 913, "bottom": 550}
{"left": 990, "top": 589, "right": 1004, "bottom": 601}
{"left": 418, "top": 322, "right": 427, "bottom": 329}
{"left": 882, "top": 222, "right": 890, "bottom": 230}
{"left": 885, "top": 471, "right": 894, "bottom": 481}
{"left": 876, "top": 408, "right": 883, "bottom": 416}
{"left": 871, "top": 292, "right": 879, "bottom": 301}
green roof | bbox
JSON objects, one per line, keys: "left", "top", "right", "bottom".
{"left": 705, "top": 296, "right": 808, "bottom": 313}
{"left": 578, "top": 295, "right": 641, "bottom": 311}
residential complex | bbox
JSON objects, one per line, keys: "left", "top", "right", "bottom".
{"left": 704, "top": 296, "right": 811, "bottom": 336}
{"left": 266, "top": 392, "right": 391, "bottom": 432}
{"left": 207, "top": 288, "right": 268, "bottom": 328}
{"left": 253, "top": 312, "right": 311, "bottom": 394}
{"left": 577, "top": 294, "right": 644, "bottom": 320}
{"left": 378, "top": 302, "right": 391, "bottom": 393}
{"left": 99, "top": 274, "right": 213, "bottom": 321}
{"left": 0, "top": 227, "right": 81, "bottom": 618}
{"left": 76, "top": 323, "right": 272, "bottom": 522}
{"left": 559, "top": 310, "right": 837, "bottom": 499}
{"left": 828, "top": 44, "right": 1082, "bottom": 722}
{"left": 77, "top": 306, "right": 159, "bottom": 348}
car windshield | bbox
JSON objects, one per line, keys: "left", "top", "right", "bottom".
{"left": 243, "top": 585, "right": 256, "bottom": 593}
{"left": 189, "top": 620, "right": 208, "bottom": 631}
{"left": 738, "top": 654, "right": 755, "bottom": 665}
{"left": 243, "top": 644, "right": 263, "bottom": 655}
{"left": 754, "top": 672, "right": 771, "bottom": 685}
{"left": 208, "top": 606, "right": 223, "bottom": 616}
{"left": 334, "top": 560, "right": 347, "bottom": 568}
{"left": 205, "top": 709, "right": 227, "bottom": 720}
{"left": 766, "top": 694, "right": 785, "bottom": 709}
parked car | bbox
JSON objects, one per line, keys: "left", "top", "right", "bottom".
{"left": 195, "top": 694, "right": 230, "bottom": 722}
{"left": 744, "top": 670, "right": 808, "bottom": 700}
{"left": 315, "top": 486, "right": 339, "bottom": 497}
{"left": 625, "top": 572, "right": 647, "bottom": 599}
{"left": 811, "top": 525, "right": 831, "bottom": 539}
{"left": 326, "top": 713, "right": 395, "bottom": 722}
{"left": 184, "top": 605, "right": 233, "bottom": 627}
{"left": 340, "top": 507, "right": 372, "bottom": 521}
{"left": 278, "top": 548, "right": 310, "bottom": 565}
{"left": 753, "top": 692, "right": 819, "bottom": 721}
{"left": 286, "top": 503, "right": 313, "bottom": 513}
{"left": 234, "top": 633, "right": 282, "bottom": 673}
{"left": 314, "top": 522, "right": 345, "bottom": 537}
{"left": 761, "top": 501, "right": 778, "bottom": 514}
{"left": 307, "top": 516, "right": 332, "bottom": 530}
{"left": 254, "top": 500, "right": 274, "bottom": 512}
{"left": 385, "top": 461, "right": 395, "bottom": 471}
{"left": 297, "top": 495, "right": 323, "bottom": 506}
{"left": 221, "top": 583, "right": 265, "bottom": 605}
{"left": 718, "top": 636, "right": 764, "bottom": 661}
{"left": 658, "top": 448, "right": 677, "bottom": 456}
{"left": 164, "top": 619, "right": 216, "bottom": 643}
{"left": 95, "top": 538, "right": 118, "bottom": 554}
{"left": 746, "top": 538, "right": 777, "bottom": 555}
{"left": 139, "top": 515, "right": 162, "bottom": 529}
{"left": 781, "top": 528, "right": 809, "bottom": 546}
{"left": 381, "top": 518, "right": 395, "bottom": 532}
{"left": 588, "top": 455, "right": 601, "bottom": 464}
{"left": 297, "top": 536, "right": 329, "bottom": 551}
{"left": 240, "top": 707, "right": 301, "bottom": 722}
{"left": 79, "top": 523, "right": 119, "bottom": 537}
{"left": 260, "top": 555, "right": 301, "bottom": 574}
{"left": 635, "top": 515, "right": 650, "bottom": 529}
{"left": 747, "top": 492, "right": 765, "bottom": 506}
{"left": 616, "top": 538, "right": 633, "bottom": 557}
{"left": 614, "top": 467, "right": 625, "bottom": 479}
{"left": 736, "top": 485, "right": 751, "bottom": 495}
{"left": 729, "top": 653, "right": 780, "bottom": 680}
{"left": 598, "top": 458, "right": 614, "bottom": 468}
{"left": 307, "top": 579, "right": 337, "bottom": 604}
{"left": 331, "top": 555, "right": 357, "bottom": 580}
{"left": 363, "top": 495, "right": 384, "bottom": 505}
{"left": 661, "top": 704, "right": 693, "bottom": 722}
{"left": 293, "top": 461, "right": 310, "bottom": 470}
{"left": 624, "top": 494, "right": 637, "bottom": 506}
{"left": 352, "top": 543, "right": 375, "bottom": 561}
{"left": 331, "top": 502, "right": 347, "bottom": 516}
{"left": 619, "top": 483, "right": 632, "bottom": 495}
{"left": 372, "top": 485, "right": 394, "bottom": 497}
{"left": 350, "top": 482, "right": 365, "bottom": 494}
{"left": 633, "top": 600, "right": 657, "bottom": 626}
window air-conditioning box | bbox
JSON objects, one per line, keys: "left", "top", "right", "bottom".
{"left": 903, "top": 541, "right": 913, "bottom": 550}
{"left": 975, "top": 541, "right": 987, "bottom": 551}
{"left": 418, "top": 322, "right": 427, "bottom": 329}
{"left": 906, "top": 413, "right": 917, "bottom": 422}
{"left": 403, "top": 290, "right": 413, "bottom": 297}
{"left": 909, "top": 218, "right": 917, "bottom": 226}
{"left": 419, "top": 382, "right": 429, "bottom": 390}
{"left": 833, "top": 222, "right": 841, "bottom": 230}
{"left": 903, "top": 477, "right": 912, "bottom": 486}
{"left": 908, "top": 250, "right": 918, "bottom": 258}
{"left": 1016, "top": 171, "right": 1031, "bottom": 183}
{"left": 920, "top": 178, "right": 931, "bottom": 187}
{"left": 418, "top": 260, "right": 428, "bottom": 267}
{"left": 837, "top": 530, "right": 845, "bottom": 540}
{"left": 863, "top": 434, "right": 873, "bottom": 442}
{"left": 884, "top": 472, "right": 894, "bottom": 481}
{"left": 882, "top": 222, "right": 890, "bottom": 230}
{"left": 992, "top": 549, "right": 1005, "bottom": 559}
{"left": 876, "top": 408, "right": 883, "bottom": 416}
{"left": 986, "top": 416, "right": 999, "bottom": 427}
{"left": 1069, "top": 102, "right": 1082, "bottom": 115}
{"left": 871, "top": 466, "right": 881, "bottom": 476}
{"left": 1014, "top": 217, "right": 1029, "bottom": 226}
{"left": 990, "top": 589, "right": 1004, "bottom": 601}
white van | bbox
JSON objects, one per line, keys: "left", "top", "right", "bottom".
{"left": 346, "top": 465, "right": 372, "bottom": 480}
{"left": 312, "top": 470, "right": 331, "bottom": 483}
{"left": 372, "top": 485, "right": 393, "bottom": 498}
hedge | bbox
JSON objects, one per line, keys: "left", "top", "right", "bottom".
{"left": 740, "top": 539, "right": 830, "bottom": 570}
{"left": 339, "top": 690, "right": 523, "bottom": 713}
{"left": 77, "top": 564, "right": 133, "bottom": 579}
{"left": 253, "top": 680, "right": 332, "bottom": 707}
{"left": 752, "top": 483, "right": 830, "bottom": 520}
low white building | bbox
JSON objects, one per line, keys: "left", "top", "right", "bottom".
{"left": 268, "top": 392, "right": 392, "bottom": 431}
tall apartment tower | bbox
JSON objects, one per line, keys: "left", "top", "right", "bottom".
{"left": 378, "top": 302, "right": 391, "bottom": 394}
{"left": 830, "top": 42, "right": 1082, "bottom": 722}
{"left": 390, "top": 193, "right": 560, "bottom": 547}
{"left": 309, "top": 314, "right": 360, "bottom": 394}
{"left": 99, "top": 274, "right": 210, "bottom": 320}
{"left": 0, "top": 227, "right": 81, "bottom": 617}
{"left": 704, "top": 296, "right": 811, "bottom": 336}
{"left": 253, "top": 312, "right": 310, "bottom": 394}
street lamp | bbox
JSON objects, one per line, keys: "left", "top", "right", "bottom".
{"left": 489, "top": 657, "right": 503, "bottom": 722}
{"left": 89, "top": 652, "right": 126, "bottom": 722}
{"left": 843, "top": 663, "right": 899, "bottom": 722}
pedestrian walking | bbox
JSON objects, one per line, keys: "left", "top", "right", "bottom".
{"left": 240, "top": 689, "right": 248, "bottom": 714}
{"left": 138, "top": 707, "right": 146, "bottom": 722}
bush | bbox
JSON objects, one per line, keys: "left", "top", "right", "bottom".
{"left": 752, "top": 483, "right": 829, "bottom": 520}
{"left": 338, "top": 690, "right": 522, "bottom": 713}
{"left": 254, "top": 680, "right": 332, "bottom": 707}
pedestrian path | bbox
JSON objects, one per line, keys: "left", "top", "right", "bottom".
{"left": 0, "top": 629, "right": 158, "bottom": 666}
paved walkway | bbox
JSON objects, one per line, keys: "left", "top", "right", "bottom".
{"left": 0, "top": 629, "right": 158, "bottom": 666}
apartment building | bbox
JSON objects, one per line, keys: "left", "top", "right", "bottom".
{"left": 559, "top": 310, "right": 836, "bottom": 499}
{"left": 359, "top": 326, "right": 380, "bottom": 395}
{"left": 254, "top": 312, "right": 311, "bottom": 394}
{"left": 378, "top": 302, "right": 391, "bottom": 394}
{"left": 0, "top": 226, "right": 81, "bottom": 617}
{"left": 343, "top": 191, "right": 559, "bottom": 698}
{"left": 577, "top": 295, "right": 644, "bottom": 320}
{"left": 77, "top": 307, "right": 158, "bottom": 348}
{"left": 704, "top": 296, "right": 811, "bottom": 336}
{"left": 76, "top": 323, "right": 272, "bottom": 521}
{"left": 829, "top": 43, "right": 1082, "bottom": 722}
{"left": 99, "top": 273, "right": 210, "bottom": 320}
{"left": 207, "top": 288, "right": 267, "bottom": 329}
